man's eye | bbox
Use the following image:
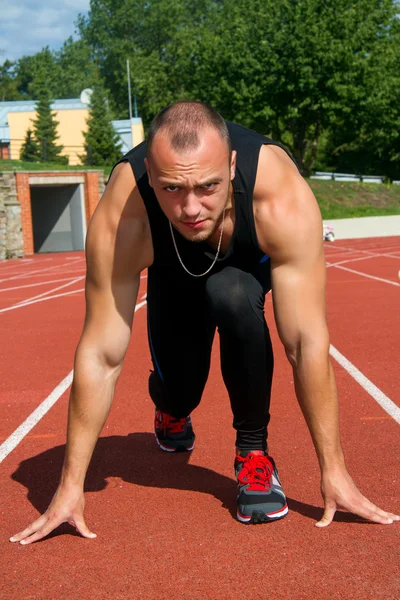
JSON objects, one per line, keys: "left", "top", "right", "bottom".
{"left": 165, "top": 186, "right": 180, "bottom": 192}
{"left": 202, "top": 183, "right": 216, "bottom": 190}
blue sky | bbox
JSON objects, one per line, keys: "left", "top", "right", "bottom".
{"left": 0, "top": 0, "right": 90, "bottom": 63}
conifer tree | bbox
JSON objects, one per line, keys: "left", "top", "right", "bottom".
{"left": 81, "top": 85, "right": 122, "bottom": 166}
{"left": 31, "top": 92, "right": 67, "bottom": 164}
{"left": 19, "top": 128, "right": 39, "bottom": 161}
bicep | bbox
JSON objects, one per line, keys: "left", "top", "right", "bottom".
{"left": 261, "top": 175, "right": 329, "bottom": 353}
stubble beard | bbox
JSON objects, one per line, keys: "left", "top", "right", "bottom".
{"left": 184, "top": 188, "right": 230, "bottom": 244}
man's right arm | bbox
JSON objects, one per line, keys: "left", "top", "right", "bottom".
{"left": 10, "top": 162, "right": 153, "bottom": 545}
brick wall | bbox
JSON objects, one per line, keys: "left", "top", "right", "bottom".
{"left": 0, "top": 144, "right": 10, "bottom": 160}
{"left": 1, "top": 170, "right": 102, "bottom": 259}
{"left": 84, "top": 171, "right": 101, "bottom": 223}
{"left": 0, "top": 172, "right": 23, "bottom": 259}
{"left": 15, "top": 172, "right": 33, "bottom": 255}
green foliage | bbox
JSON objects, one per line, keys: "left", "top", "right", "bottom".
{"left": 308, "top": 179, "right": 400, "bottom": 218}
{"left": 0, "top": 60, "right": 20, "bottom": 101}
{"left": 2, "top": 40, "right": 99, "bottom": 101}
{"left": 31, "top": 93, "right": 68, "bottom": 164}
{"left": 3, "top": 0, "right": 400, "bottom": 178}
{"left": 0, "top": 157, "right": 113, "bottom": 177}
{"left": 77, "top": 0, "right": 400, "bottom": 176}
{"left": 19, "top": 128, "right": 39, "bottom": 162}
{"left": 80, "top": 85, "right": 122, "bottom": 166}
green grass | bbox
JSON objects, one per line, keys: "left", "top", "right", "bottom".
{"left": 307, "top": 179, "right": 400, "bottom": 219}
{"left": 1, "top": 159, "right": 400, "bottom": 219}
{"left": 0, "top": 158, "right": 113, "bottom": 177}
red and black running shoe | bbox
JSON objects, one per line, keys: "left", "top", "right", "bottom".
{"left": 154, "top": 411, "right": 195, "bottom": 452}
{"left": 235, "top": 450, "right": 288, "bottom": 523}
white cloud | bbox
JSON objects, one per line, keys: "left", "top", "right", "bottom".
{"left": 0, "top": 0, "right": 90, "bottom": 62}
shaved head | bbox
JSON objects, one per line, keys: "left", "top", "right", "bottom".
{"left": 147, "top": 101, "right": 231, "bottom": 156}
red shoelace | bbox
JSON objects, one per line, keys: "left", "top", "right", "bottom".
{"left": 156, "top": 412, "right": 187, "bottom": 435}
{"left": 236, "top": 453, "right": 273, "bottom": 492}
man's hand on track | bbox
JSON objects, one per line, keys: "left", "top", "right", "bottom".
{"left": 315, "top": 466, "right": 400, "bottom": 528}
{"left": 9, "top": 484, "right": 97, "bottom": 545}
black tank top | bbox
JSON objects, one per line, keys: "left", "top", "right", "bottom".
{"left": 116, "top": 122, "right": 289, "bottom": 278}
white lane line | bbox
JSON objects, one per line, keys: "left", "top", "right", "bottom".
{"left": 0, "top": 277, "right": 81, "bottom": 293}
{"left": 326, "top": 255, "right": 381, "bottom": 268}
{"left": 0, "top": 259, "right": 35, "bottom": 272}
{"left": 12, "top": 276, "right": 84, "bottom": 307}
{"left": 334, "top": 243, "right": 400, "bottom": 255}
{"left": 0, "top": 300, "right": 148, "bottom": 463}
{"left": 326, "top": 253, "right": 400, "bottom": 268}
{"left": 0, "top": 288, "right": 85, "bottom": 313}
{"left": 332, "top": 264, "right": 400, "bottom": 287}
{"left": 25, "top": 268, "right": 86, "bottom": 277}
{"left": 0, "top": 265, "right": 86, "bottom": 284}
{"left": 0, "top": 373, "right": 74, "bottom": 463}
{"left": 0, "top": 263, "right": 79, "bottom": 284}
{"left": 330, "top": 345, "right": 400, "bottom": 424}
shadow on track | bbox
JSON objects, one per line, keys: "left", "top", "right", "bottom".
{"left": 11, "top": 432, "right": 368, "bottom": 527}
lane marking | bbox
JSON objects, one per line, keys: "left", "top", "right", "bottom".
{"left": 333, "top": 243, "right": 400, "bottom": 256}
{"left": 327, "top": 253, "right": 400, "bottom": 268}
{"left": 332, "top": 264, "right": 400, "bottom": 287}
{"left": 0, "top": 288, "right": 85, "bottom": 313}
{"left": 0, "top": 372, "right": 74, "bottom": 463}
{"left": 330, "top": 345, "right": 400, "bottom": 424}
{"left": 0, "top": 262, "right": 83, "bottom": 284}
{"left": 0, "top": 300, "right": 147, "bottom": 463}
{"left": 0, "top": 259, "right": 35, "bottom": 272}
{"left": 326, "top": 255, "right": 383, "bottom": 268}
{"left": 0, "top": 277, "right": 82, "bottom": 293}
{"left": 12, "top": 276, "right": 85, "bottom": 307}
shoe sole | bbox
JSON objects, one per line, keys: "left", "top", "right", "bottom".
{"left": 154, "top": 434, "right": 195, "bottom": 453}
{"left": 237, "top": 504, "right": 288, "bottom": 524}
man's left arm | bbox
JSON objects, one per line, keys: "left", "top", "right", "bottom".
{"left": 255, "top": 145, "right": 399, "bottom": 527}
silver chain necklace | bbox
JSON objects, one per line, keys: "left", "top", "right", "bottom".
{"left": 169, "top": 208, "right": 226, "bottom": 277}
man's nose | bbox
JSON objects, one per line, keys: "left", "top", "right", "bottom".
{"left": 182, "top": 191, "right": 202, "bottom": 219}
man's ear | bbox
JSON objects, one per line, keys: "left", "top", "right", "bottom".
{"left": 144, "top": 157, "right": 153, "bottom": 187}
{"left": 230, "top": 150, "right": 237, "bottom": 180}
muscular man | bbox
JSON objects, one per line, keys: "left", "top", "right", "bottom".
{"left": 11, "top": 102, "right": 399, "bottom": 544}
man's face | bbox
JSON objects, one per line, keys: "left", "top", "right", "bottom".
{"left": 145, "top": 127, "right": 236, "bottom": 243}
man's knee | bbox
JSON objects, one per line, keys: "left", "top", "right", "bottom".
{"left": 205, "top": 267, "right": 263, "bottom": 331}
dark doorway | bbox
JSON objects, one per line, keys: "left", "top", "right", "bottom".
{"left": 30, "top": 184, "right": 86, "bottom": 253}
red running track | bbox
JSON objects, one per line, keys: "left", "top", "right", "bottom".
{"left": 0, "top": 238, "right": 399, "bottom": 600}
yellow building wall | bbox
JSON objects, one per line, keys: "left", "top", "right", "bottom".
{"left": 9, "top": 109, "right": 89, "bottom": 166}
{"left": 132, "top": 121, "right": 145, "bottom": 147}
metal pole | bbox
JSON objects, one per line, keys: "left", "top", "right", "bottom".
{"left": 127, "top": 59, "right": 133, "bottom": 121}
{"left": 134, "top": 94, "right": 138, "bottom": 119}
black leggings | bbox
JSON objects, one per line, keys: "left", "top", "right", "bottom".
{"left": 146, "top": 264, "right": 274, "bottom": 450}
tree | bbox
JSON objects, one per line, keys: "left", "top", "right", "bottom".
{"left": 0, "top": 60, "right": 20, "bottom": 101}
{"left": 81, "top": 85, "right": 122, "bottom": 166}
{"left": 78, "top": 0, "right": 400, "bottom": 176}
{"left": 54, "top": 38, "right": 100, "bottom": 99}
{"left": 31, "top": 92, "right": 67, "bottom": 164}
{"left": 319, "top": 10, "right": 400, "bottom": 179}
{"left": 16, "top": 48, "right": 58, "bottom": 99}
{"left": 201, "top": 0, "right": 400, "bottom": 175}
{"left": 12, "top": 41, "right": 99, "bottom": 101}
{"left": 19, "top": 128, "right": 39, "bottom": 162}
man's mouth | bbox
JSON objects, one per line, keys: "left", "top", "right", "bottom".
{"left": 181, "top": 219, "right": 207, "bottom": 229}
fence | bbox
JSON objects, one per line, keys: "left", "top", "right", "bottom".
{"left": 311, "top": 171, "right": 400, "bottom": 185}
